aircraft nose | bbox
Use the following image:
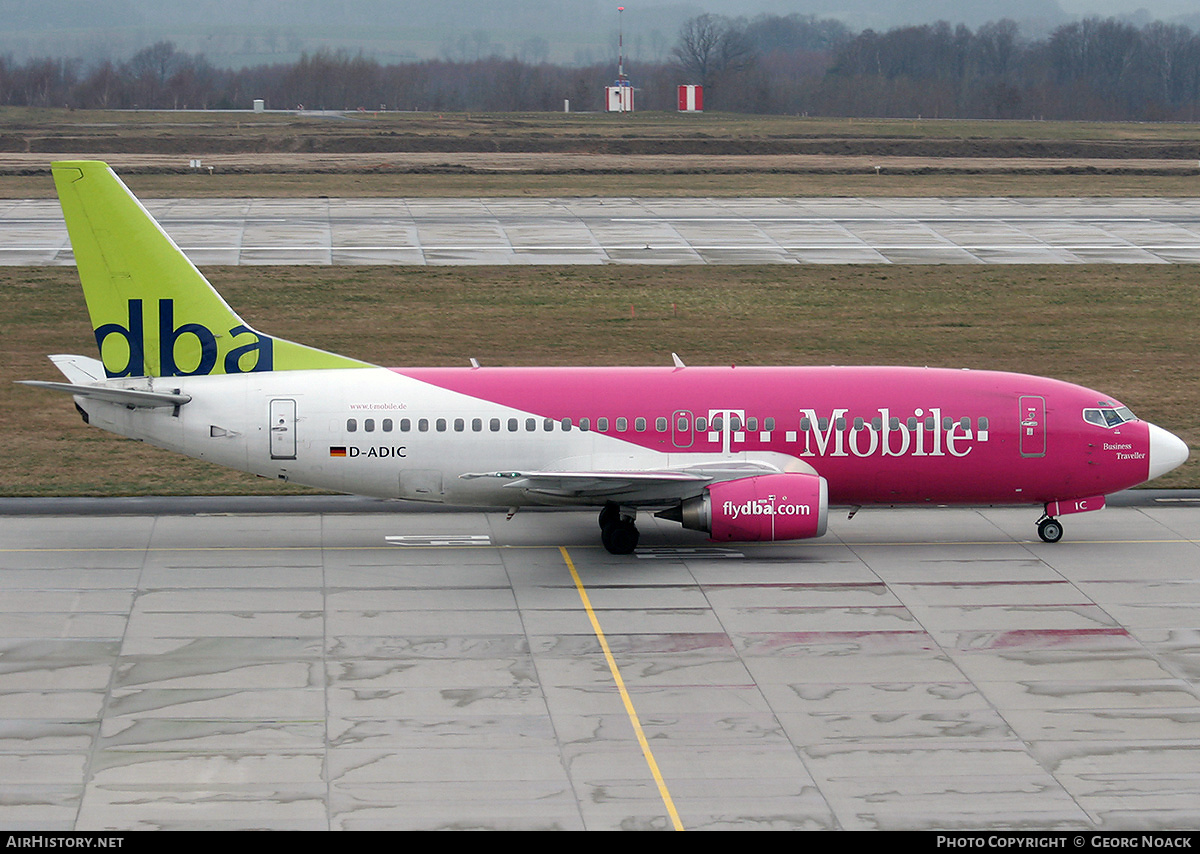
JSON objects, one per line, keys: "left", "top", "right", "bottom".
{"left": 1147, "top": 423, "right": 1190, "bottom": 481}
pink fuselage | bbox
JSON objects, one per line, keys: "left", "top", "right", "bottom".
{"left": 392, "top": 365, "right": 1150, "bottom": 507}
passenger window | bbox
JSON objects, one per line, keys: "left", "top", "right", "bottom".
{"left": 472, "top": 418, "right": 482, "bottom": 432}
{"left": 543, "top": 418, "right": 554, "bottom": 431}
{"left": 730, "top": 415, "right": 741, "bottom": 431}
{"left": 713, "top": 416, "right": 724, "bottom": 430}
{"left": 979, "top": 417, "right": 989, "bottom": 430}
{"left": 454, "top": 418, "right": 465, "bottom": 432}
{"left": 490, "top": 418, "right": 501, "bottom": 432}
{"left": 507, "top": 418, "right": 518, "bottom": 432}
{"left": 746, "top": 417, "right": 757, "bottom": 431}
{"left": 579, "top": 418, "right": 590, "bottom": 431}
{"left": 597, "top": 417, "right": 609, "bottom": 432}
{"left": 561, "top": 418, "right": 572, "bottom": 431}
{"left": 764, "top": 417, "right": 775, "bottom": 431}
{"left": 400, "top": 418, "right": 411, "bottom": 432}
{"left": 418, "top": 418, "right": 429, "bottom": 432}
{"left": 616, "top": 417, "right": 627, "bottom": 431}
{"left": 635, "top": 417, "right": 646, "bottom": 432}
{"left": 525, "top": 418, "right": 536, "bottom": 431}
{"left": 347, "top": 419, "right": 357, "bottom": 432}
{"left": 436, "top": 418, "right": 446, "bottom": 432}
{"left": 695, "top": 416, "right": 707, "bottom": 431}
{"left": 676, "top": 416, "right": 688, "bottom": 431}
{"left": 365, "top": 419, "right": 375, "bottom": 432}
{"left": 656, "top": 417, "right": 667, "bottom": 432}
{"left": 382, "top": 418, "right": 393, "bottom": 432}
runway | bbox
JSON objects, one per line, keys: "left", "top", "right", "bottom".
{"left": 2, "top": 495, "right": 1198, "bottom": 830}
{"left": 5, "top": 196, "right": 1200, "bottom": 265}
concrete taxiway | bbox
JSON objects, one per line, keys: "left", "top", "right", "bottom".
{"left": 6, "top": 196, "right": 1200, "bottom": 265}
{"left": 1, "top": 494, "right": 1198, "bottom": 830}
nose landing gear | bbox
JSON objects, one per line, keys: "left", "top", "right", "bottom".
{"left": 1036, "top": 515, "right": 1064, "bottom": 543}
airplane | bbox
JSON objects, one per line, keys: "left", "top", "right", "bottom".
{"left": 20, "top": 161, "right": 1190, "bottom": 554}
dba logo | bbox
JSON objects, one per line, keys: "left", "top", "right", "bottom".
{"left": 95, "top": 299, "right": 274, "bottom": 377}
{"left": 723, "top": 499, "right": 812, "bottom": 520}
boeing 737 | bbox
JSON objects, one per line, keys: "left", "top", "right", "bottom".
{"left": 21, "top": 161, "right": 1190, "bottom": 553}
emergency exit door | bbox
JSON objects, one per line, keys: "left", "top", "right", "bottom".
{"left": 269, "top": 399, "right": 297, "bottom": 460}
{"left": 1019, "top": 395, "right": 1046, "bottom": 458}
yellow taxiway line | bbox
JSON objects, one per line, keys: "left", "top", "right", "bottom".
{"left": 560, "top": 546, "right": 684, "bottom": 831}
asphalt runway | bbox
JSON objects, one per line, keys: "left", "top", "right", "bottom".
{"left": 6, "top": 196, "right": 1200, "bottom": 265}
{"left": 2, "top": 494, "right": 1198, "bottom": 830}
{"left": 5, "top": 190, "right": 1199, "bottom": 829}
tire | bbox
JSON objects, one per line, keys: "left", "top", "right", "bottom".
{"left": 601, "top": 520, "right": 639, "bottom": 555}
{"left": 1038, "top": 518, "right": 1064, "bottom": 543}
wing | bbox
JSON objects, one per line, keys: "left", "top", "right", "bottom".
{"left": 459, "top": 460, "right": 785, "bottom": 505}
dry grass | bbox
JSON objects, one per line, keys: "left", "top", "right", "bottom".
{"left": 3, "top": 263, "right": 1196, "bottom": 496}
{"left": 5, "top": 108, "right": 1200, "bottom": 198}
{"left": 7, "top": 108, "right": 1200, "bottom": 142}
{"left": 8, "top": 170, "right": 1200, "bottom": 200}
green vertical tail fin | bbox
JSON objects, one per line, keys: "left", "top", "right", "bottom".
{"left": 52, "top": 161, "right": 371, "bottom": 378}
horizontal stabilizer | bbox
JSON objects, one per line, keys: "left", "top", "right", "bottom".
{"left": 48, "top": 354, "right": 107, "bottom": 384}
{"left": 17, "top": 380, "right": 191, "bottom": 409}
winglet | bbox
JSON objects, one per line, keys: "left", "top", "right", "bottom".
{"left": 52, "top": 161, "right": 372, "bottom": 378}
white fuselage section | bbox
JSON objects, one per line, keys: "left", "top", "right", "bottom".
{"left": 79, "top": 367, "right": 760, "bottom": 506}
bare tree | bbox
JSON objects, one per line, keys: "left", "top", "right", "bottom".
{"left": 672, "top": 14, "right": 754, "bottom": 101}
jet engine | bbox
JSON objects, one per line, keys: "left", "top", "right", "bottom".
{"left": 663, "top": 472, "right": 829, "bottom": 542}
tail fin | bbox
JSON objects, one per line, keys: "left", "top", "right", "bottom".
{"left": 52, "top": 161, "right": 371, "bottom": 378}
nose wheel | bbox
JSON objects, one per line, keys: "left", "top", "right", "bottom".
{"left": 1037, "top": 516, "right": 1063, "bottom": 543}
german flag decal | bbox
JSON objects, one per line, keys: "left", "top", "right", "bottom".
{"left": 329, "top": 446, "right": 347, "bottom": 457}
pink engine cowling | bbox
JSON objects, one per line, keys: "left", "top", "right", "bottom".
{"left": 676, "top": 473, "right": 829, "bottom": 542}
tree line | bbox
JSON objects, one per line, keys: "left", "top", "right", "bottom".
{"left": 4, "top": 14, "right": 1200, "bottom": 121}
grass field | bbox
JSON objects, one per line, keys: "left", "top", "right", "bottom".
{"left": 4, "top": 263, "right": 1196, "bottom": 496}
{"left": 4, "top": 108, "right": 1200, "bottom": 198}
{"left": 7, "top": 108, "right": 1200, "bottom": 144}
{"left": 9, "top": 170, "right": 1200, "bottom": 200}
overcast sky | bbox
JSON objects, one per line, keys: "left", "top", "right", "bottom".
{"left": 2, "top": 0, "right": 1197, "bottom": 66}
{"left": 1055, "top": 0, "right": 1192, "bottom": 14}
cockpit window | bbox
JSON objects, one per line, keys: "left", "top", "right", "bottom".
{"left": 1083, "top": 406, "right": 1136, "bottom": 428}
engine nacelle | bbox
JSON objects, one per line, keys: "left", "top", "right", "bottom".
{"left": 675, "top": 473, "right": 828, "bottom": 542}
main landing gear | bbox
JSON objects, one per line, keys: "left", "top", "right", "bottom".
{"left": 599, "top": 503, "right": 639, "bottom": 555}
{"left": 1036, "top": 515, "right": 1064, "bottom": 543}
